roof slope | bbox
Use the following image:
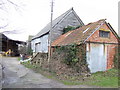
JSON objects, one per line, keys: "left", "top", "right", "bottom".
{"left": 0, "top": 33, "right": 7, "bottom": 39}
{"left": 52, "top": 19, "right": 115, "bottom": 46}
{"left": 32, "top": 8, "right": 84, "bottom": 40}
{"left": 0, "top": 33, "right": 26, "bottom": 44}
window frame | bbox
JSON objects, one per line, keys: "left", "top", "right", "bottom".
{"left": 99, "top": 30, "right": 110, "bottom": 38}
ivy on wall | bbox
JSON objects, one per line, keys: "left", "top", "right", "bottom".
{"left": 55, "top": 44, "right": 89, "bottom": 73}
{"left": 55, "top": 44, "right": 78, "bottom": 66}
{"left": 63, "top": 25, "right": 81, "bottom": 34}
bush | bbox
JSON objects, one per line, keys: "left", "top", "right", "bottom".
{"left": 62, "top": 25, "right": 81, "bottom": 34}
{"left": 54, "top": 44, "right": 89, "bottom": 73}
{"left": 55, "top": 44, "right": 78, "bottom": 66}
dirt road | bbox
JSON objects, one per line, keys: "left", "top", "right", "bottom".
{"left": 0, "top": 57, "right": 97, "bottom": 88}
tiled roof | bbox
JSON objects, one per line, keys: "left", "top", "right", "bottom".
{"left": 32, "top": 8, "right": 84, "bottom": 40}
{"left": 52, "top": 19, "right": 106, "bottom": 46}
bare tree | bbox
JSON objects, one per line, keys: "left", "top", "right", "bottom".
{"left": 0, "top": 0, "right": 25, "bottom": 31}
{"left": 0, "top": 0, "right": 24, "bottom": 12}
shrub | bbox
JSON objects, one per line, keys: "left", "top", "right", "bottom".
{"left": 54, "top": 44, "right": 89, "bottom": 73}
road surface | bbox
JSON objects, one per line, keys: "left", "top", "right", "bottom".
{"left": 0, "top": 57, "right": 98, "bottom": 88}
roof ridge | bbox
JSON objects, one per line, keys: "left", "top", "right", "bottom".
{"left": 83, "top": 19, "right": 106, "bottom": 42}
{"left": 51, "top": 8, "right": 74, "bottom": 28}
{"left": 56, "top": 7, "right": 74, "bottom": 18}
{"left": 51, "top": 19, "right": 108, "bottom": 46}
{"left": 32, "top": 7, "right": 82, "bottom": 40}
{"left": 85, "top": 19, "right": 106, "bottom": 26}
{"left": 72, "top": 9, "right": 84, "bottom": 26}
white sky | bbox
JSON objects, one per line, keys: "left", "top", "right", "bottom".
{"left": 0, "top": 0, "right": 119, "bottom": 41}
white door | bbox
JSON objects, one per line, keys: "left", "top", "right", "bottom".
{"left": 86, "top": 43, "right": 107, "bottom": 73}
{"left": 35, "top": 42, "right": 41, "bottom": 53}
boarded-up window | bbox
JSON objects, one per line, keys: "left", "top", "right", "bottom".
{"left": 99, "top": 30, "right": 110, "bottom": 38}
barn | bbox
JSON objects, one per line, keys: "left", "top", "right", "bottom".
{"left": 52, "top": 19, "right": 119, "bottom": 73}
{"left": 31, "top": 8, "right": 84, "bottom": 53}
{"left": 0, "top": 33, "right": 26, "bottom": 56}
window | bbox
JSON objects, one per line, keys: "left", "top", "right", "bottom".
{"left": 99, "top": 30, "right": 110, "bottom": 38}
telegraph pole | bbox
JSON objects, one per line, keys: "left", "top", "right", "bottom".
{"left": 48, "top": 0, "right": 54, "bottom": 63}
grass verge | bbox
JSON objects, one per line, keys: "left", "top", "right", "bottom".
{"left": 21, "top": 61, "right": 118, "bottom": 88}
{"left": 18, "top": 57, "right": 21, "bottom": 61}
{"left": 81, "top": 69, "right": 118, "bottom": 87}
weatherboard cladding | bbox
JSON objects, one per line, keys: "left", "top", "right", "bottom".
{"left": 32, "top": 8, "right": 84, "bottom": 40}
{"left": 51, "top": 11, "right": 83, "bottom": 42}
{"left": 52, "top": 19, "right": 108, "bottom": 46}
{"left": 31, "top": 35, "right": 48, "bottom": 53}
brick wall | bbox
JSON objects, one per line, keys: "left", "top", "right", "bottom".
{"left": 87, "top": 23, "right": 118, "bottom": 43}
{"left": 107, "top": 44, "right": 118, "bottom": 69}
{"left": 87, "top": 23, "right": 118, "bottom": 69}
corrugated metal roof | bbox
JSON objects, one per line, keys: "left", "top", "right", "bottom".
{"left": 52, "top": 19, "right": 106, "bottom": 46}
{"left": 32, "top": 8, "right": 84, "bottom": 40}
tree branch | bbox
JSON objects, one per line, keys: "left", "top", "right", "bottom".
{"left": 0, "top": 23, "right": 8, "bottom": 29}
{"left": 7, "top": 0, "right": 18, "bottom": 7}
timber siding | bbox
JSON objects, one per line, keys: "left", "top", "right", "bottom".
{"left": 0, "top": 33, "right": 25, "bottom": 56}
{"left": 51, "top": 11, "right": 83, "bottom": 42}
{"left": 31, "top": 8, "right": 84, "bottom": 53}
{"left": 31, "top": 35, "right": 48, "bottom": 53}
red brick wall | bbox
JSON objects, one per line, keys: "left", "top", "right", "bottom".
{"left": 87, "top": 23, "right": 118, "bottom": 43}
{"left": 87, "top": 23, "right": 118, "bottom": 70}
{"left": 107, "top": 44, "right": 117, "bottom": 69}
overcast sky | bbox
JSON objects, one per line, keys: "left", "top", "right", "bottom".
{"left": 0, "top": 0, "right": 119, "bottom": 41}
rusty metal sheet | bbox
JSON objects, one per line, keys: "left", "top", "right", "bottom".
{"left": 86, "top": 43, "right": 107, "bottom": 73}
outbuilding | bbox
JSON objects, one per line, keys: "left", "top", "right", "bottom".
{"left": 31, "top": 8, "right": 84, "bottom": 53}
{"left": 0, "top": 33, "right": 26, "bottom": 56}
{"left": 52, "top": 19, "right": 119, "bottom": 73}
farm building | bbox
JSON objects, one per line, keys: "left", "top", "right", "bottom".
{"left": 0, "top": 33, "right": 26, "bottom": 56}
{"left": 31, "top": 8, "right": 84, "bottom": 53}
{"left": 52, "top": 19, "right": 119, "bottom": 73}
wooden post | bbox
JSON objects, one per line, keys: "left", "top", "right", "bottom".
{"left": 48, "top": 0, "right": 54, "bottom": 63}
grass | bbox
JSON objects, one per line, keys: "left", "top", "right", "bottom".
{"left": 21, "top": 61, "right": 57, "bottom": 79}
{"left": 61, "top": 80, "right": 82, "bottom": 85}
{"left": 81, "top": 69, "right": 118, "bottom": 88}
{"left": 21, "top": 61, "right": 119, "bottom": 88}
{"left": 60, "top": 70, "right": 118, "bottom": 87}
{"left": 21, "top": 61, "right": 36, "bottom": 69}
{"left": 58, "top": 69, "right": 118, "bottom": 88}
{"left": 88, "top": 77, "right": 118, "bottom": 87}
{"left": 18, "top": 57, "right": 21, "bottom": 61}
